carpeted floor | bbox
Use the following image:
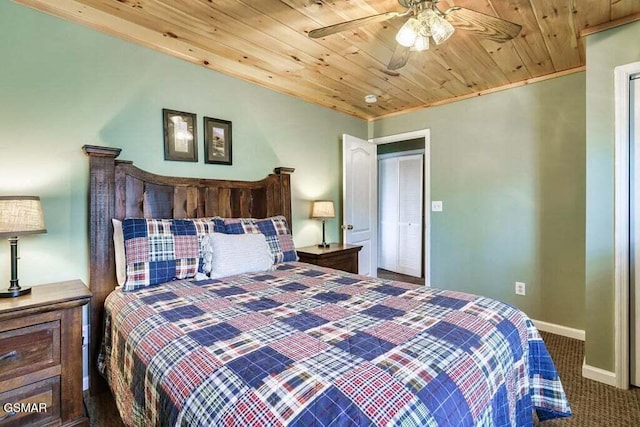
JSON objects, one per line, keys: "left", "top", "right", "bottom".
{"left": 84, "top": 332, "right": 640, "bottom": 426}
{"left": 538, "top": 331, "right": 640, "bottom": 426}
{"left": 84, "top": 390, "right": 123, "bottom": 427}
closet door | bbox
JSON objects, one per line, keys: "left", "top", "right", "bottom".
{"left": 378, "top": 155, "right": 423, "bottom": 277}
{"left": 379, "top": 158, "right": 399, "bottom": 271}
{"left": 397, "top": 155, "right": 423, "bottom": 277}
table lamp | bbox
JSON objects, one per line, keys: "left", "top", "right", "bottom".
{"left": 311, "top": 200, "right": 335, "bottom": 248}
{"left": 0, "top": 196, "right": 47, "bottom": 298}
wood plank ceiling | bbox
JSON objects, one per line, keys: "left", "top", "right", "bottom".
{"left": 14, "top": 0, "right": 640, "bottom": 120}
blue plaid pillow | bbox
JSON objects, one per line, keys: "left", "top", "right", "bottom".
{"left": 223, "top": 216, "right": 298, "bottom": 264}
{"left": 121, "top": 217, "right": 225, "bottom": 291}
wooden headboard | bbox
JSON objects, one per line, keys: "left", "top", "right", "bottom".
{"left": 83, "top": 145, "right": 294, "bottom": 393}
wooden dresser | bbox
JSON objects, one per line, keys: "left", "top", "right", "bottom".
{"left": 0, "top": 280, "right": 91, "bottom": 427}
{"left": 296, "top": 243, "right": 362, "bottom": 274}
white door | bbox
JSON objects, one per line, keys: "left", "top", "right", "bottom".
{"left": 632, "top": 75, "right": 640, "bottom": 386}
{"left": 397, "top": 155, "right": 423, "bottom": 277}
{"left": 343, "top": 134, "right": 377, "bottom": 276}
{"left": 379, "top": 157, "right": 399, "bottom": 272}
{"left": 379, "top": 155, "right": 423, "bottom": 277}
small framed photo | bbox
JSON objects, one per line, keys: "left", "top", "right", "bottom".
{"left": 204, "top": 117, "right": 232, "bottom": 165}
{"left": 163, "top": 109, "right": 197, "bottom": 162}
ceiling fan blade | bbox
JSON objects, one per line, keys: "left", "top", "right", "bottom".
{"left": 309, "top": 11, "right": 408, "bottom": 39}
{"left": 387, "top": 44, "right": 410, "bottom": 71}
{"left": 445, "top": 7, "right": 522, "bottom": 43}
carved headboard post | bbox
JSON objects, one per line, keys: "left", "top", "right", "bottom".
{"left": 274, "top": 167, "right": 295, "bottom": 228}
{"left": 82, "top": 144, "right": 121, "bottom": 394}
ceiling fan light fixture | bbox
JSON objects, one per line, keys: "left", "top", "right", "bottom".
{"left": 411, "top": 34, "right": 429, "bottom": 51}
{"left": 395, "top": 18, "right": 420, "bottom": 47}
{"left": 309, "top": 1, "right": 522, "bottom": 73}
{"left": 430, "top": 16, "right": 455, "bottom": 45}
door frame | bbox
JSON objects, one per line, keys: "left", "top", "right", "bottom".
{"left": 371, "top": 129, "right": 431, "bottom": 285}
{"left": 613, "top": 61, "right": 640, "bottom": 389}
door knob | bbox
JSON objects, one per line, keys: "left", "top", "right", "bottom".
{"left": 341, "top": 224, "right": 354, "bottom": 230}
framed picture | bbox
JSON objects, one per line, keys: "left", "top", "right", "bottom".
{"left": 163, "top": 109, "right": 197, "bottom": 162}
{"left": 204, "top": 117, "right": 232, "bottom": 165}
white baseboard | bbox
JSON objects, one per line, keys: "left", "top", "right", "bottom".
{"left": 531, "top": 320, "right": 620, "bottom": 387}
{"left": 531, "top": 319, "right": 585, "bottom": 341}
{"left": 582, "top": 361, "right": 618, "bottom": 387}
{"left": 83, "top": 376, "right": 89, "bottom": 391}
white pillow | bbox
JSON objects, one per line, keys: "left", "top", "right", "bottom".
{"left": 112, "top": 219, "right": 126, "bottom": 286}
{"left": 202, "top": 233, "right": 274, "bottom": 279}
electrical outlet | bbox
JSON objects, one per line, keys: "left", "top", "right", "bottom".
{"left": 431, "top": 201, "right": 443, "bottom": 212}
{"left": 515, "top": 281, "right": 526, "bottom": 296}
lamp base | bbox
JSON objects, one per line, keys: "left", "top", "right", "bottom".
{"left": 0, "top": 286, "right": 31, "bottom": 298}
{"left": 317, "top": 242, "right": 331, "bottom": 248}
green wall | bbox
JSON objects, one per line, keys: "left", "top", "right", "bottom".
{"left": 0, "top": 1, "right": 366, "bottom": 289}
{"left": 585, "top": 20, "right": 640, "bottom": 372}
{"left": 371, "top": 73, "right": 586, "bottom": 326}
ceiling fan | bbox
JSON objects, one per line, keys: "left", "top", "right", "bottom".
{"left": 308, "top": 0, "right": 522, "bottom": 71}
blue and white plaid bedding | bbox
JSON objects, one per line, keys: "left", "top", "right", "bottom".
{"left": 99, "top": 262, "right": 571, "bottom": 426}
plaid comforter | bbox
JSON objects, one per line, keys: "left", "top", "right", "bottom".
{"left": 99, "top": 262, "right": 571, "bottom": 426}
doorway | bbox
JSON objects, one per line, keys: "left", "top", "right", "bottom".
{"left": 378, "top": 149, "right": 424, "bottom": 279}
{"left": 372, "top": 130, "right": 430, "bottom": 285}
{"left": 613, "top": 61, "right": 640, "bottom": 389}
{"left": 342, "top": 130, "right": 430, "bottom": 282}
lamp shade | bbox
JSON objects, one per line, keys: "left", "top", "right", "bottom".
{"left": 311, "top": 200, "right": 335, "bottom": 219}
{"left": 0, "top": 196, "right": 47, "bottom": 237}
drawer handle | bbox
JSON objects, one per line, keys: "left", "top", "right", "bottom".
{"left": 0, "top": 411, "right": 17, "bottom": 422}
{"left": 0, "top": 350, "right": 17, "bottom": 362}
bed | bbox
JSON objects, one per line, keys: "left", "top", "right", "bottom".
{"left": 84, "top": 145, "right": 571, "bottom": 426}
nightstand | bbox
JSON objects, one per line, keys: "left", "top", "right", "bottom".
{"left": 296, "top": 243, "right": 362, "bottom": 274}
{"left": 0, "top": 280, "right": 91, "bottom": 427}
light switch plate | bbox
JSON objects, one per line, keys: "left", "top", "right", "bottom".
{"left": 431, "top": 201, "right": 443, "bottom": 212}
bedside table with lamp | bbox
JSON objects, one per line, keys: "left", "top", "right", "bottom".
{"left": 298, "top": 200, "right": 362, "bottom": 274}
{"left": 0, "top": 196, "right": 90, "bottom": 427}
